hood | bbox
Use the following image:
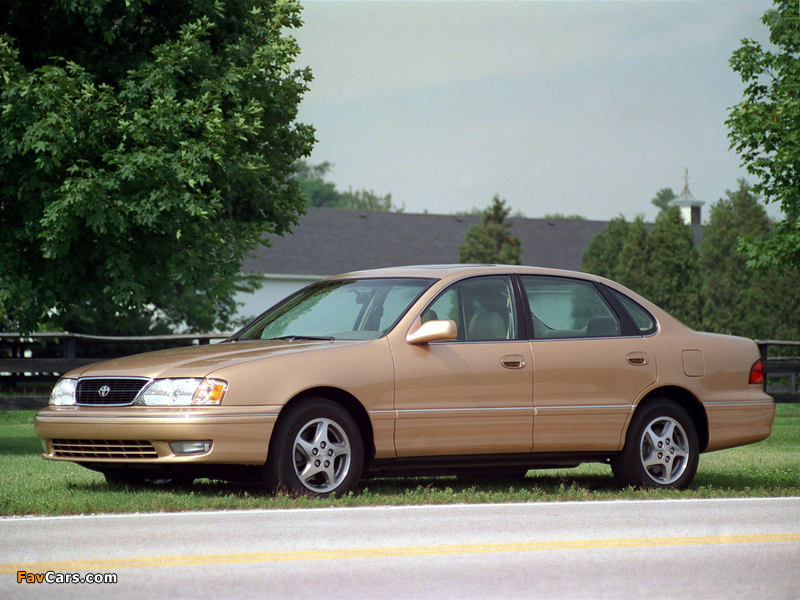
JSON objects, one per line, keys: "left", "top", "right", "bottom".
{"left": 64, "top": 339, "right": 366, "bottom": 380}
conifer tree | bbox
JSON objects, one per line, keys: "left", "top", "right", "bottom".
{"left": 581, "top": 216, "right": 630, "bottom": 280}
{"left": 645, "top": 207, "right": 701, "bottom": 328}
{"left": 458, "top": 196, "right": 522, "bottom": 265}
{"left": 615, "top": 216, "right": 651, "bottom": 296}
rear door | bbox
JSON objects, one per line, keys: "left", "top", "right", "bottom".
{"left": 519, "top": 275, "right": 657, "bottom": 452}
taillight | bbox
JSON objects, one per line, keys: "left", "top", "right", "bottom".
{"left": 749, "top": 359, "right": 764, "bottom": 385}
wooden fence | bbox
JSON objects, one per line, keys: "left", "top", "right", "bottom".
{"left": 1, "top": 333, "right": 798, "bottom": 409}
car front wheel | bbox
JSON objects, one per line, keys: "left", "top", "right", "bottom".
{"left": 611, "top": 399, "right": 699, "bottom": 490}
{"left": 264, "top": 398, "right": 364, "bottom": 498}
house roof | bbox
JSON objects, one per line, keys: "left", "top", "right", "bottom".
{"left": 241, "top": 208, "right": 611, "bottom": 277}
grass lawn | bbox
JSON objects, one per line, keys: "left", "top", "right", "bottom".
{"left": 1, "top": 404, "right": 798, "bottom": 516}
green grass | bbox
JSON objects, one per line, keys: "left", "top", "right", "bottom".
{"left": 2, "top": 405, "right": 798, "bottom": 516}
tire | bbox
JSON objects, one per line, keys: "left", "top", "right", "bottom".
{"left": 611, "top": 399, "right": 699, "bottom": 490}
{"left": 264, "top": 398, "right": 364, "bottom": 498}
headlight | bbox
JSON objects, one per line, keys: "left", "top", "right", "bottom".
{"left": 134, "top": 378, "right": 228, "bottom": 406}
{"left": 49, "top": 378, "right": 77, "bottom": 406}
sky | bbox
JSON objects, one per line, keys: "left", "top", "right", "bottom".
{"left": 291, "top": 0, "right": 777, "bottom": 223}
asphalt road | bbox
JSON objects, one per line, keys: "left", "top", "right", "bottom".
{"left": 2, "top": 498, "right": 799, "bottom": 599}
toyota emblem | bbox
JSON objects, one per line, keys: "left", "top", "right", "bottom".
{"left": 98, "top": 385, "right": 111, "bottom": 397}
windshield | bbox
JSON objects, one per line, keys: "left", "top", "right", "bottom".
{"left": 236, "top": 278, "right": 435, "bottom": 341}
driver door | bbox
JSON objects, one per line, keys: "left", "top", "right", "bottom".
{"left": 391, "top": 275, "right": 534, "bottom": 457}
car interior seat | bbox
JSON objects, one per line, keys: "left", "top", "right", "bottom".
{"left": 468, "top": 311, "right": 507, "bottom": 340}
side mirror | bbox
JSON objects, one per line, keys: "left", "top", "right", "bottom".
{"left": 406, "top": 319, "right": 457, "bottom": 344}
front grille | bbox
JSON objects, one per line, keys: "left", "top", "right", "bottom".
{"left": 76, "top": 378, "right": 150, "bottom": 406}
{"left": 51, "top": 439, "right": 158, "bottom": 459}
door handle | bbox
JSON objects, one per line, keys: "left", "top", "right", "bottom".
{"left": 627, "top": 351, "right": 650, "bottom": 366}
{"left": 501, "top": 354, "right": 526, "bottom": 369}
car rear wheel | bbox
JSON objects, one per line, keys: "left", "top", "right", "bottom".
{"left": 264, "top": 398, "right": 364, "bottom": 498}
{"left": 611, "top": 399, "right": 699, "bottom": 490}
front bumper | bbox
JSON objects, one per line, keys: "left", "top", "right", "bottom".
{"left": 34, "top": 405, "right": 280, "bottom": 465}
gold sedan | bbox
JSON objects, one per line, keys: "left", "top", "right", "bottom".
{"left": 35, "top": 265, "right": 775, "bottom": 496}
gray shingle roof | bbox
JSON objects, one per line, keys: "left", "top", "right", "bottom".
{"left": 242, "top": 208, "right": 612, "bottom": 277}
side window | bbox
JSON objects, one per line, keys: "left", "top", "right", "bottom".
{"left": 521, "top": 276, "right": 621, "bottom": 339}
{"left": 424, "top": 276, "right": 517, "bottom": 341}
{"left": 610, "top": 289, "right": 657, "bottom": 335}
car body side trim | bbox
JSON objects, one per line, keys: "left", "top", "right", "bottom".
{"left": 394, "top": 406, "right": 535, "bottom": 415}
{"left": 703, "top": 399, "right": 775, "bottom": 407}
{"left": 535, "top": 404, "right": 633, "bottom": 411}
{"left": 35, "top": 412, "right": 280, "bottom": 420}
{"left": 375, "top": 406, "right": 633, "bottom": 416}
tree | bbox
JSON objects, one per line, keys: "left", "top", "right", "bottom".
{"left": 582, "top": 208, "right": 700, "bottom": 327}
{"left": 614, "top": 216, "right": 651, "bottom": 295}
{"left": 727, "top": 0, "right": 800, "bottom": 271}
{"left": 581, "top": 215, "right": 652, "bottom": 298}
{"left": 542, "top": 213, "right": 587, "bottom": 220}
{"left": 0, "top": 0, "right": 315, "bottom": 334}
{"left": 651, "top": 188, "right": 676, "bottom": 216}
{"left": 581, "top": 216, "right": 630, "bottom": 280}
{"left": 296, "top": 161, "right": 402, "bottom": 212}
{"left": 699, "top": 181, "right": 770, "bottom": 336}
{"left": 699, "top": 180, "right": 800, "bottom": 339}
{"left": 297, "top": 161, "right": 340, "bottom": 209}
{"left": 458, "top": 195, "right": 522, "bottom": 265}
{"left": 644, "top": 207, "right": 701, "bottom": 328}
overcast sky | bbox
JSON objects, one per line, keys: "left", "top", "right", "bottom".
{"left": 292, "top": 0, "right": 776, "bottom": 222}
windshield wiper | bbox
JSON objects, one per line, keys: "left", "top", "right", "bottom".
{"left": 266, "top": 335, "right": 335, "bottom": 341}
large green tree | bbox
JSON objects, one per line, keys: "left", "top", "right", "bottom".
{"left": 727, "top": 0, "right": 800, "bottom": 271}
{"left": 0, "top": 0, "right": 314, "bottom": 334}
{"left": 699, "top": 180, "right": 800, "bottom": 339}
{"left": 458, "top": 195, "right": 521, "bottom": 265}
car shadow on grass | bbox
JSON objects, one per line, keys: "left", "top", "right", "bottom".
{"left": 65, "top": 471, "right": 620, "bottom": 500}
{"left": 356, "top": 471, "right": 622, "bottom": 499}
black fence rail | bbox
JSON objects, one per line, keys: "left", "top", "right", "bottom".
{"left": 757, "top": 340, "right": 800, "bottom": 403}
{"left": 1, "top": 334, "right": 798, "bottom": 410}
{"left": 1, "top": 332, "right": 231, "bottom": 409}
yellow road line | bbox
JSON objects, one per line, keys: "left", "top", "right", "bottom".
{"left": 4, "top": 533, "right": 800, "bottom": 573}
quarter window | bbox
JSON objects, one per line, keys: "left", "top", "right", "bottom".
{"left": 520, "top": 276, "right": 621, "bottom": 339}
{"left": 610, "top": 289, "right": 657, "bottom": 335}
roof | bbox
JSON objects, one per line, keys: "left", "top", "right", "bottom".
{"left": 330, "top": 263, "right": 599, "bottom": 281}
{"left": 242, "top": 208, "right": 610, "bottom": 277}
